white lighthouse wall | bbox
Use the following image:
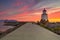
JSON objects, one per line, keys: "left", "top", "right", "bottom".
{"left": 41, "top": 14, "right": 48, "bottom": 21}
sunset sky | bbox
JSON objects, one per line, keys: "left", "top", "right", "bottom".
{"left": 0, "top": 0, "right": 60, "bottom": 22}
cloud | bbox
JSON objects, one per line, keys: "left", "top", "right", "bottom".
{"left": 0, "top": 0, "right": 60, "bottom": 22}
{"left": 0, "top": 0, "right": 37, "bottom": 17}
{"left": 32, "top": 0, "right": 60, "bottom": 10}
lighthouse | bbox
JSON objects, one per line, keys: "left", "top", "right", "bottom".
{"left": 40, "top": 8, "right": 48, "bottom": 24}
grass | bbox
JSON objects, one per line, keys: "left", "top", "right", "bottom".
{"left": 37, "top": 23, "right": 60, "bottom": 35}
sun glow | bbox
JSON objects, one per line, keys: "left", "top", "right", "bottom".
{"left": 49, "top": 19, "right": 60, "bottom": 22}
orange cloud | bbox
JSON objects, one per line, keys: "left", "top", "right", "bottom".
{"left": 48, "top": 8, "right": 60, "bottom": 22}
{"left": 48, "top": 11, "right": 60, "bottom": 19}
{"left": 1, "top": 7, "right": 60, "bottom": 22}
{"left": 6, "top": 11, "right": 41, "bottom": 22}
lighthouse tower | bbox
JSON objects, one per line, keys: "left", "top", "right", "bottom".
{"left": 40, "top": 8, "right": 48, "bottom": 24}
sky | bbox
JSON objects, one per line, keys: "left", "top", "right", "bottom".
{"left": 0, "top": 0, "right": 60, "bottom": 22}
